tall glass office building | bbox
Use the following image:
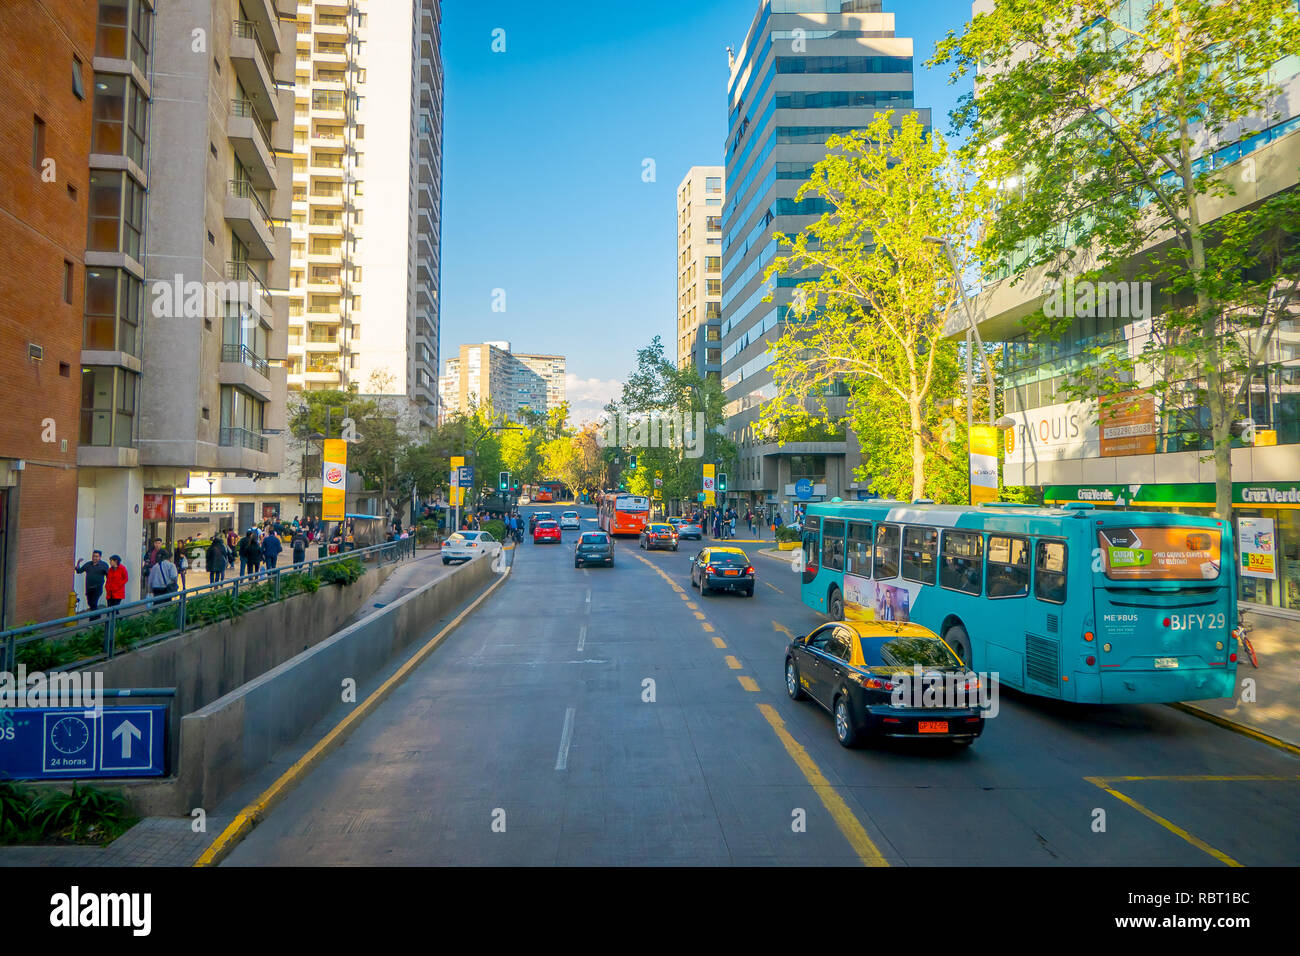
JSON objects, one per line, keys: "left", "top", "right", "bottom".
{"left": 721, "top": 0, "right": 927, "bottom": 516}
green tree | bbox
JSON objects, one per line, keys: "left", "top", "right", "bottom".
{"left": 934, "top": 0, "right": 1300, "bottom": 518}
{"left": 760, "top": 112, "right": 989, "bottom": 502}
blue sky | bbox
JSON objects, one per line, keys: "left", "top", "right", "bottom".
{"left": 439, "top": 0, "right": 976, "bottom": 423}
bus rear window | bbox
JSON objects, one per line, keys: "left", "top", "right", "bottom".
{"left": 1097, "top": 527, "right": 1221, "bottom": 580}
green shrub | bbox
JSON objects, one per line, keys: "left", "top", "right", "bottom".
{"left": 0, "top": 780, "right": 35, "bottom": 844}
{"left": 26, "top": 782, "right": 136, "bottom": 845}
{"left": 317, "top": 556, "right": 363, "bottom": 586}
{"left": 774, "top": 525, "right": 802, "bottom": 544}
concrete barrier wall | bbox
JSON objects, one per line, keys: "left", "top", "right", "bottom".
{"left": 135, "top": 554, "right": 496, "bottom": 814}
{"left": 82, "top": 560, "right": 401, "bottom": 770}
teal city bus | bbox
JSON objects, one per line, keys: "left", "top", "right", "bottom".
{"left": 797, "top": 501, "right": 1239, "bottom": 704}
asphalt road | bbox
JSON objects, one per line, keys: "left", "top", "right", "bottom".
{"left": 224, "top": 504, "right": 1300, "bottom": 866}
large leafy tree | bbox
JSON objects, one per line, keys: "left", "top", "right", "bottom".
{"left": 760, "top": 112, "right": 989, "bottom": 501}
{"left": 934, "top": 0, "right": 1300, "bottom": 518}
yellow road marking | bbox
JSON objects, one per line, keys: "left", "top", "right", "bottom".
{"left": 757, "top": 703, "right": 889, "bottom": 867}
{"left": 694, "top": 611, "right": 706, "bottom": 620}
{"left": 773, "top": 621, "right": 794, "bottom": 640}
{"left": 1083, "top": 776, "right": 1243, "bottom": 867}
{"left": 702, "top": 622, "right": 714, "bottom": 633}
{"left": 724, "top": 655, "right": 742, "bottom": 670}
{"left": 1168, "top": 703, "right": 1300, "bottom": 757}
{"left": 738, "top": 676, "right": 760, "bottom": 691}
{"left": 686, "top": 602, "right": 698, "bottom": 610}
{"left": 194, "top": 565, "right": 513, "bottom": 866}
{"left": 1093, "top": 774, "right": 1300, "bottom": 784}
{"left": 711, "top": 637, "right": 726, "bottom": 648}
{"left": 764, "top": 581, "right": 783, "bottom": 594}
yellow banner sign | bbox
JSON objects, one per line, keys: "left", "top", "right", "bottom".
{"left": 322, "top": 438, "right": 347, "bottom": 521}
{"left": 969, "top": 425, "right": 999, "bottom": 505}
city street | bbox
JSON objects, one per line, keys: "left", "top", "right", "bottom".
{"left": 224, "top": 505, "right": 1300, "bottom": 866}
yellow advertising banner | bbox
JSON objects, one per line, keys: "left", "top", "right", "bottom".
{"left": 322, "top": 438, "right": 347, "bottom": 521}
{"left": 969, "top": 425, "right": 999, "bottom": 505}
{"left": 703, "top": 463, "right": 715, "bottom": 507}
{"left": 1099, "top": 389, "right": 1156, "bottom": 457}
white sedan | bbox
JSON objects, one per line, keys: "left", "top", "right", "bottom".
{"left": 559, "top": 511, "right": 581, "bottom": 530}
{"left": 441, "top": 530, "right": 501, "bottom": 564}
{"left": 518, "top": 495, "right": 531, "bottom": 505}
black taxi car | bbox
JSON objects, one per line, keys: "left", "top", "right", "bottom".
{"left": 689, "top": 547, "right": 755, "bottom": 597}
{"left": 785, "top": 620, "right": 986, "bottom": 748}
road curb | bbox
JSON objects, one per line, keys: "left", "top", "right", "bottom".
{"left": 1167, "top": 702, "right": 1300, "bottom": 757}
{"left": 193, "top": 562, "right": 513, "bottom": 867}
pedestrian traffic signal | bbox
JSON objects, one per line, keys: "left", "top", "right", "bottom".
{"left": 717, "top": 472, "right": 727, "bottom": 492}
{"left": 499, "top": 471, "right": 510, "bottom": 491}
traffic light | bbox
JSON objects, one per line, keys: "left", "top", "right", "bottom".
{"left": 499, "top": 471, "right": 510, "bottom": 491}
{"left": 629, "top": 454, "right": 638, "bottom": 469}
{"left": 717, "top": 472, "right": 728, "bottom": 492}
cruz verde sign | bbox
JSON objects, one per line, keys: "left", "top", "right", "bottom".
{"left": 1044, "top": 482, "right": 1300, "bottom": 508}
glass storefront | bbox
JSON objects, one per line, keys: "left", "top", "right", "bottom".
{"left": 1044, "top": 482, "right": 1300, "bottom": 612}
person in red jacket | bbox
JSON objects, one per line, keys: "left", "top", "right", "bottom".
{"left": 105, "top": 554, "right": 129, "bottom": 606}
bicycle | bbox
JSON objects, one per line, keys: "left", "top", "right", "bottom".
{"left": 1235, "top": 613, "right": 1259, "bottom": 668}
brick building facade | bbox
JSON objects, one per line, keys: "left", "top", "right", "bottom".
{"left": 0, "top": 0, "right": 95, "bottom": 625}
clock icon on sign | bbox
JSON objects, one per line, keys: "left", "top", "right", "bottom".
{"left": 51, "top": 716, "right": 90, "bottom": 755}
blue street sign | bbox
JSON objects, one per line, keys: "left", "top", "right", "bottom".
{"left": 795, "top": 479, "right": 813, "bottom": 500}
{"left": 458, "top": 465, "right": 474, "bottom": 487}
{"left": 0, "top": 706, "right": 165, "bottom": 780}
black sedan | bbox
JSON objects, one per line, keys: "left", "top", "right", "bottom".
{"left": 689, "top": 547, "right": 754, "bottom": 597}
{"left": 575, "top": 531, "right": 614, "bottom": 568}
{"left": 785, "top": 621, "right": 986, "bottom": 748}
{"left": 639, "top": 523, "right": 679, "bottom": 551}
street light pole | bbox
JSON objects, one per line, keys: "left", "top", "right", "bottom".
{"left": 925, "top": 236, "right": 996, "bottom": 426}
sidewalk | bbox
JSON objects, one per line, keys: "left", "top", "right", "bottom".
{"left": 1174, "top": 609, "right": 1300, "bottom": 752}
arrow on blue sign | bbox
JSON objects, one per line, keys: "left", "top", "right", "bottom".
{"left": 112, "top": 719, "right": 142, "bottom": 759}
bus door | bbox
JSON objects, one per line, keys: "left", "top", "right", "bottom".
{"left": 1092, "top": 521, "right": 1235, "bottom": 702}
{"left": 1023, "top": 537, "right": 1070, "bottom": 696}
{"left": 801, "top": 515, "right": 821, "bottom": 589}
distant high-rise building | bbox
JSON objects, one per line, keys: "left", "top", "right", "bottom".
{"left": 721, "top": 0, "right": 926, "bottom": 511}
{"left": 286, "top": 0, "right": 443, "bottom": 428}
{"left": 676, "top": 166, "right": 725, "bottom": 377}
{"left": 439, "top": 343, "right": 567, "bottom": 423}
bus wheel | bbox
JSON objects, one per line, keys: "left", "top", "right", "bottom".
{"left": 828, "top": 587, "right": 844, "bottom": 621}
{"left": 944, "top": 624, "right": 973, "bottom": 670}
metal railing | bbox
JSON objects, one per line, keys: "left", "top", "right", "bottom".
{"left": 225, "top": 260, "right": 270, "bottom": 306}
{"left": 221, "top": 342, "right": 270, "bottom": 377}
{"left": 230, "top": 98, "right": 271, "bottom": 152}
{"left": 219, "top": 425, "right": 268, "bottom": 452}
{"left": 227, "top": 179, "right": 275, "bottom": 234}
{"left": 1, "top": 538, "right": 417, "bottom": 674}
{"left": 232, "top": 20, "right": 273, "bottom": 79}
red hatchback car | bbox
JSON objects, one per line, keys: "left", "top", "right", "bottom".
{"left": 533, "top": 519, "right": 562, "bottom": 544}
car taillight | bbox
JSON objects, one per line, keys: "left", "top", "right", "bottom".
{"left": 962, "top": 676, "right": 980, "bottom": 692}
{"left": 744, "top": 565, "right": 754, "bottom": 574}
{"left": 706, "top": 565, "right": 717, "bottom": 574}
{"left": 863, "top": 677, "right": 895, "bottom": 691}
{"left": 1229, "top": 652, "right": 1238, "bottom": 662}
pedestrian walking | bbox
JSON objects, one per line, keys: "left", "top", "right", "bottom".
{"left": 73, "top": 550, "right": 110, "bottom": 612}
{"left": 238, "top": 528, "right": 262, "bottom": 577}
{"left": 729, "top": 513, "right": 737, "bottom": 538}
{"left": 262, "top": 528, "right": 283, "bottom": 569}
{"left": 292, "top": 530, "right": 307, "bottom": 564}
{"left": 206, "top": 534, "right": 229, "bottom": 583}
{"left": 147, "top": 549, "right": 179, "bottom": 598}
{"left": 173, "top": 545, "right": 189, "bottom": 590}
{"left": 105, "top": 555, "right": 128, "bottom": 606}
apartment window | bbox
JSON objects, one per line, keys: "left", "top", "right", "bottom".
{"left": 706, "top": 216, "right": 722, "bottom": 232}
{"left": 705, "top": 176, "right": 722, "bottom": 193}
{"left": 80, "top": 366, "right": 137, "bottom": 447}
{"left": 705, "top": 256, "right": 721, "bottom": 273}
{"left": 706, "top": 348, "right": 721, "bottom": 365}
{"left": 219, "top": 386, "right": 266, "bottom": 448}
{"left": 96, "top": 0, "right": 152, "bottom": 73}
{"left": 72, "top": 56, "right": 85, "bottom": 99}
{"left": 32, "top": 115, "right": 45, "bottom": 169}
{"left": 63, "top": 261, "right": 74, "bottom": 304}
{"left": 706, "top": 279, "right": 721, "bottom": 296}
{"left": 87, "top": 171, "right": 144, "bottom": 260}
{"left": 84, "top": 268, "right": 143, "bottom": 354}
{"left": 92, "top": 74, "right": 149, "bottom": 167}
{"left": 706, "top": 327, "right": 720, "bottom": 342}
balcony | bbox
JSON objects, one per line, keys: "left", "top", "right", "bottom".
{"left": 231, "top": 21, "right": 279, "bottom": 123}
{"left": 228, "top": 99, "right": 276, "bottom": 189}
{"left": 221, "top": 342, "right": 270, "bottom": 377}
{"left": 314, "top": 13, "right": 349, "bottom": 35}
{"left": 311, "top": 92, "right": 346, "bottom": 118}
{"left": 220, "top": 426, "right": 268, "bottom": 453}
{"left": 225, "top": 261, "right": 271, "bottom": 315}
{"left": 225, "top": 180, "right": 276, "bottom": 259}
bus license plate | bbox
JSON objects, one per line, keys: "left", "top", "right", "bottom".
{"left": 1154, "top": 657, "right": 1179, "bottom": 669}
{"left": 918, "top": 721, "right": 948, "bottom": 733}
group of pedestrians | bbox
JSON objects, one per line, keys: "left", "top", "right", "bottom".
{"left": 72, "top": 551, "right": 130, "bottom": 611}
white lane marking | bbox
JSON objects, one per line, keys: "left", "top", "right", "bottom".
{"left": 585, "top": 589, "right": 591, "bottom": 605}
{"left": 555, "top": 707, "right": 576, "bottom": 771}
{"left": 577, "top": 624, "right": 587, "bottom": 651}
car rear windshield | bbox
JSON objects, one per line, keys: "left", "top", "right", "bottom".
{"left": 448, "top": 533, "right": 475, "bottom": 543}
{"left": 863, "top": 636, "right": 963, "bottom": 669}
{"left": 538, "top": 521, "right": 558, "bottom": 529}
{"left": 648, "top": 524, "right": 673, "bottom": 533}
{"left": 709, "top": 552, "right": 749, "bottom": 566}
{"left": 580, "top": 533, "right": 609, "bottom": 544}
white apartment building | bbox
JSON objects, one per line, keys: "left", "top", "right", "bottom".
{"left": 676, "top": 166, "right": 725, "bottom": 377}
